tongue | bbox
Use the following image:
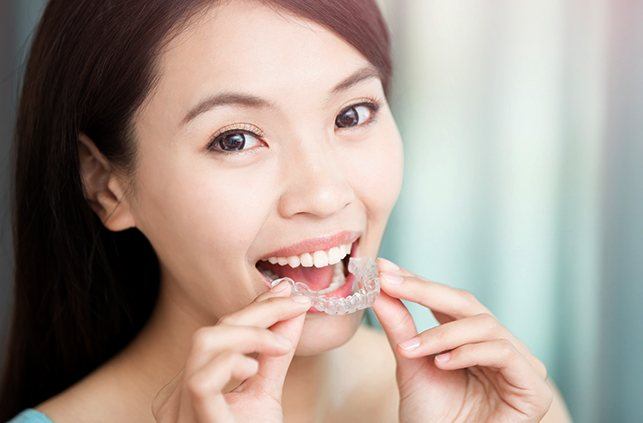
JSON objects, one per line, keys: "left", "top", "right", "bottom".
{"left": 257, "top": 261, "right": 335, "bottom": 291}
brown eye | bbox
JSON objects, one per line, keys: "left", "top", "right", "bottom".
{"left": 335, "top": 102, "right": 380, "bottom": 129}
{"left": 207, "top": 130, "right": 262, "bottom": 154}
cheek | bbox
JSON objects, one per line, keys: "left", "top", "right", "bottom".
{"left": 131, "top": 150, "right": 271, "bottom": 295}
{"left": 344, "top": 120, "right": 404, "bottom": 216}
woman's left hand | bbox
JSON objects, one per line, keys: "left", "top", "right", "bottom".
{"left": 372, "top": 257, "right": 554, "bottom": 423}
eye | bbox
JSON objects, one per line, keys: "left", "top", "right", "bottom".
{"left": 335, "top": 99, "right": 381, "bottom": 129}
{"left": 206, "top": 124, "right": 264, "bottom": 155}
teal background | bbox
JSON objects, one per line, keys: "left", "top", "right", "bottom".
{"left": 1, "top": 1, "right": 641, "bottom": 422}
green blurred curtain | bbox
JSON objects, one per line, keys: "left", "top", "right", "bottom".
{"left": 367, "top": 0, "right": 643, "bottom": 422}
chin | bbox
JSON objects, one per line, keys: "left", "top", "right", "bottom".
{"left": 293, "top": 309, "right": 365, "bottom": 356}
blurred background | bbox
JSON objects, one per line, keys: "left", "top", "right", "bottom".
{"left": 1, "top": 1, "right": 641, "bottom": 422}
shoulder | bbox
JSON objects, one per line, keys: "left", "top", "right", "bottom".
{"left": 7, "top": 409, "right": 53, "bottom": 423}
{"left": 31, "top": 386, "right": 96, "bottom": 423}
{"left": 30, "top": 358, "right": 139, "bottom": 423}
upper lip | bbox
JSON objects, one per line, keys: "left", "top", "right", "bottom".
{"left": 256, "top": 230, "right": 361, "bottom": 261}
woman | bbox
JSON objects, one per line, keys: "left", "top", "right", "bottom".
{"left": 1, "top": 0, "right": 571, "bottom": 421}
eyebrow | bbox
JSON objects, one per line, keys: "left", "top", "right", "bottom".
{"left": 181, "top": 65, "right": 381, "bottom": 125}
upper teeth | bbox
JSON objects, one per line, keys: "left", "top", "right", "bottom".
{"left": 260, "top": 243, "right": 352, "bottom": 268}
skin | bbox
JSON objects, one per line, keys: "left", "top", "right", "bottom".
{"left": 36, "top": 1, "right": 571, "bottom": 421}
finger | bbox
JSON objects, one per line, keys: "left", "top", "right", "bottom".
{"left": 377, "top": 257, "right": 490, "bottom": 320}
{"left": 253, "top": 278, "right": 294, "bottom": 302}
{"left": 378, "top": 262, "right": 464, "bottom": 325}
{"left": 377, "top": 258, "right": 548, "bottom": 379}
{"left": 187, "top": 351, "right": 259, "bottom": 422}
{"left": 396, "top": 312, "right": 547, "bottom": 375}
{"left": 434, "top": 339, "right": 546, "bottom": 394}
{"left": 398, "top": 313, "right": 547, "bottom": 379}
{"left": 372, "top": 291, "right": 454, "bottom": 386}
{"left": 186, "top": 325, "right": 293, "bottom": 373}
{"left": 396, "top": 313, "right": 518, "bottom": 357}
{"left": 371, "top": 290, "right": 417, "bottom": 352}
{"left": 242, "top": 299, "right": 309, "bottom": 401}
{"left": 218, "top": 294, "right": 313, "bottom": 328}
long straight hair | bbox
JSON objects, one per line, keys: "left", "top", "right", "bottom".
{"left": 0, "top": 0, "right": 392, "bottom": 418}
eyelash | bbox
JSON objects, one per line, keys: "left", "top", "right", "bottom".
{"left": 205, "top": 96, "right": 383, "bottom": 156}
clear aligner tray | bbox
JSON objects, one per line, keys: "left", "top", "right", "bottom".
{"left": 269, "top": 256, "right": 381, "bottom": 315}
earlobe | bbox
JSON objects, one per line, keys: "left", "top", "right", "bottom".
{"left": 78, "top": 133, "right": 136, "bottom": 231}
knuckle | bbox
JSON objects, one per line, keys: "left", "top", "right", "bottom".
{"left": 191, "top": 327, "right": 213, "bottom": 352}
{"left": 497, "top": 339, "right": 516, "bottom": 359}
{"left": 392, "top": 310, "right": 414, "bottom": 334}
{"left": 244, "top": 326, "right": 270, "bottom": 344}
{"left": 430, "top": 327, "right": 448, "bottom": 345}
{"left": 476, "top": 312, "right": 499, "bottom": 333}
{"left": 534, "top": 357, "right": 548, "bottom": 379}
{"left": 262, "top": 328, "right": 281, "bottom": 344}
{"left": 457, "top": 289, "right": 479, "bottom": 309}
{"left": 217, "top": 314, "right": 235, "bottom": 325}
{"left": 186, "top": 374, "right": 208, "bottom": 400}
{"left": 261, "top": 296, "right": 287, "bottom": 307}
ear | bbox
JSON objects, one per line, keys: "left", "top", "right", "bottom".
{"left": 78, "top": 133, "right": 136, "bottom": 231}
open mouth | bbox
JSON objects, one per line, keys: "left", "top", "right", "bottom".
{"left": 255, "top": 236, "right": 360, "bottom": 297}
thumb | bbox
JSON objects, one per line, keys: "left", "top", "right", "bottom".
{"left": 242, "top": 303, "right": 308, "bottom": 401}
{"left": 371, "top": 291, "right": 426, "bottom": 378}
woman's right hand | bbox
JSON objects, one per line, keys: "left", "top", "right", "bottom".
{"left": 151, "top": 279, "right": 312, "bottom": 422}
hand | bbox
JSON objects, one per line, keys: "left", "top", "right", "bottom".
{"left": 372, "top": 257, "right": 553, "bottom": 423}
{"left": 151, "top": 280, "right": 312, "bottom": 422}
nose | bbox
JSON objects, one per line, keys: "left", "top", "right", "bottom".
{"left": 277, "top": 137, "right": 355, "bottom": 219}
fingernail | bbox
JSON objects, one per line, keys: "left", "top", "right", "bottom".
{"left": 435, "top": 352, "right": 450, "bottom": 363}
{"left": 399, "top": 338, "right": 420, "bottom": 351}
{"left": 381, "top": 272, "right": 404, "bottom": 285}
{"left": 292, "top": 294, "right": 312, "bottom": 305}
{"left": 270, "top": 279, "right": 290, "bottom": 293}
{"left": 378, "top": 257, "right": 400, "bottom": 271}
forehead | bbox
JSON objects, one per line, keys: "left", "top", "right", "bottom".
{"left": 153, "top": 0, "right": 372, "bottom": 114}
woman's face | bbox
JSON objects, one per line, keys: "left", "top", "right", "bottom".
{"left": 127, "top": 1, "right": 403, "bottom": 354}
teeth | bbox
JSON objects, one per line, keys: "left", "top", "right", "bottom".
{"left": 313, "top": 250, "right": 329, "bottom": 268}
{"left": 314, "top": 261, "right": 346, "bottom": 294}
{"left": 260, "top": 242, "right": 353, "bottom": 269}
{"left": 327, "top": 246, "right": 343, "bottom": 265}
{"left": 259, "top": 260, "right": 347, "bottom": 294}
{"left": 261, "top": 257, "right": 381, "bottom": 316}
{"left": 287, "top": 256, "right": 300, "bottom": 268}
{"left": 300, "top": 252, "right": 314, "bottom": 267}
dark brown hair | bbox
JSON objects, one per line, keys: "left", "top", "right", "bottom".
{"left": 0, "top": 0, "right": 392, "bottom": 418}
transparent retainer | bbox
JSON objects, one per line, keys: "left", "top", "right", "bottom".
{"left": 269, "top": 256, "right": 381, "bottom": 315}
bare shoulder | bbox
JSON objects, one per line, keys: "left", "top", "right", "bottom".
{"left": 34, "top": 359, "right": 147, "bottom": 423}
{"left": 35, "top": 378, "right": 102, "bottom": 422}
